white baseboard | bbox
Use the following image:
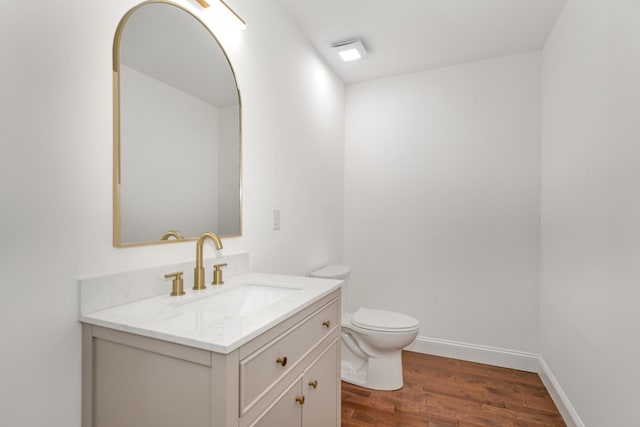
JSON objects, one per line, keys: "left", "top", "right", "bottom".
{"left": 407, "top": 335, "right": 540, "bottom": 372}
{"left": 406, "top": 335, "right": 584, "bottom": 427}
{"left": 537, "top": 357, "right": 586, "bottom": 427}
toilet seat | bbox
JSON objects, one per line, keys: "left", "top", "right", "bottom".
{"left": 351, "top": 308, "right": 419, "bottom": 333}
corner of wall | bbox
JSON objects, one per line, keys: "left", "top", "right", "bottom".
{"left": 537, "top": 356, "right": 586, "bottom": 427}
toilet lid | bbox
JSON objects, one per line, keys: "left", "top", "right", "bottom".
{"left": 351, "top": 308, "right": 419, "bottom": 332}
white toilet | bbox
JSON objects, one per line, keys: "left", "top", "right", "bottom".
{"left": 310, "top": 265, "right": 419, "bottom": 391}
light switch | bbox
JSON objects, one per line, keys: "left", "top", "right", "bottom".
{"left": 273, "top": 209, "right": 280, "bottom": 230}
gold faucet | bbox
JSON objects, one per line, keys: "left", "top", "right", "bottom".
{"left": 160, "top": 230, "right": 184, "bottom": 240}
{"left": 194, "top": 232, "right": 223, "bottom": 290}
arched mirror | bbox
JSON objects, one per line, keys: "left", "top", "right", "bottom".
{"left": 113, "top": 1, "right": 242, "bottom": 247}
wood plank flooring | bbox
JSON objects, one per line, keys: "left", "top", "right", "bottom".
{"left": 341, "top": 351, "right": 565, "bottom": 427}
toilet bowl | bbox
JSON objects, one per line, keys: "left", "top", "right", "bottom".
{"left": 310, "top": 265, "right": 419, "bottom": 391}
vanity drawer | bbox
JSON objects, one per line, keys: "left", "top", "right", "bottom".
{"left": 239, "top": 299, "right": 339, "bottom": 415}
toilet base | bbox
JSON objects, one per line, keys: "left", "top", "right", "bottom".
{"left": 341, "top": 343, "right": 405, "bottom": 391}
{"left": 341, "top": 360, "right": 367, "bottom": 386}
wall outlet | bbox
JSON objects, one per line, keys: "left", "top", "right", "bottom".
{"left": 273, "top": 209, "right": 280, "bottom": 230}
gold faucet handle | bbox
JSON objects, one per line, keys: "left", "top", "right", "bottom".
{"left": 164, "top": 272, "right": 185, "bottom": 296}
{"left": 212, "top": 263, "right": 228, "bottom": 285}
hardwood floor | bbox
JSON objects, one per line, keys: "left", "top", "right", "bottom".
{"left": 341, "top": 351, "right": 565, "bottom": 427}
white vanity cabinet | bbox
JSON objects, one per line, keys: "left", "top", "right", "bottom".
{"left": 81, "top": 289, "right": 341, "bottom": 427}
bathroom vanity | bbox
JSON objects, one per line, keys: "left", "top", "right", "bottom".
{"left": 80, "top": 265, "right": 341, "bottom": 427}
{"left": 93, "top": 1, "right": 343, "bottom": 423}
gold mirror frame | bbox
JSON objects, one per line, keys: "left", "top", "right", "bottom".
{"left": 113, "top": 0, "right": 243, "bottom": 247}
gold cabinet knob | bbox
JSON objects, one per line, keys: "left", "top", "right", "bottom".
{"left": 295, "top": 396, "right": 305, "bottom": 405}
{"left": 308, "top": 380, "right": 318, "bottom": 389}
{"left": 322, "top": 320, "right": 331, "bottom": 328}
{"left": 276, "top": 357, "right": 287, "bottom": 367}
{"left": 164, "top": 272, "right": 185, "bottom": 296}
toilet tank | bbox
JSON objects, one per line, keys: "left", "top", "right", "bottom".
{"left": 310, "top": 265, "right": 350, "bottom": 312}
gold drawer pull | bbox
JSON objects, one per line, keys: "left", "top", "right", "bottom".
{"left": 322, "top": 320, "right": 331, "bottom": 328}
{"left": 295, "top": 396, "right": 305, "bottom": 405}
{"left": 308, "top": 380, "right": 318, "bottom": 389}
{"left": 276, "top": 357, "right": 287, "bottom": 367}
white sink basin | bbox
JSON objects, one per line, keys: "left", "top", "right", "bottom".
{"left": 181, "top": 283, "right": 302, "bottom": 317}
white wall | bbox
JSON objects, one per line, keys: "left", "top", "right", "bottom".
{"left": 0, "top": 0, "right": 345, "bottom": 425}
{"left": 541, "top": 0, "right": 640, "bottom": 425}
{"left": 345, "top": 52, "right": 541, "bottom": 353}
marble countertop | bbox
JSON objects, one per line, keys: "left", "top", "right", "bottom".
{"left": 80, "top": 272, "right": 342, "bottom": 354}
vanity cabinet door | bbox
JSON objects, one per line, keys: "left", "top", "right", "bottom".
{"left": 250, "top": 376, "right": 303, "bottom": 427}
{"left": 303, "top": 340, "right": 340, "bottom": 427}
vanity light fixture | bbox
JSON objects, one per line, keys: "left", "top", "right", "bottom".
{"left": 332, "top": 40, "right": 368, "bottom": 62}
{"left": 197, "top": 0, "right": 246, "bottom": 31}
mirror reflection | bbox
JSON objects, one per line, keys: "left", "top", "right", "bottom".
{"left": 114, "top": 1, "right": 242, "bottom": 247}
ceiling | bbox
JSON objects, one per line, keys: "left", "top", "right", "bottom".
{"left": 276, "top": 0, "right": 567, "bottom": 84}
